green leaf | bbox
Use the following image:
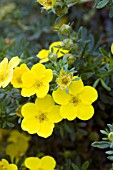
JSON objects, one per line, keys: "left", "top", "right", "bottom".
{"left": 100, "top": 130, "right": 108, "bottom": 135}
{"left": 66, "top": 87, "right": 69, "bottom": 94}
{"left": 96, "top": 0, "right": 109, "bottom": 9}
{"left": 109, "top": 6, "right": 113, "bottom": 17}
{"left": 100, "top": 79, "right": 111, "bottom": 91}
{"left": 91, "top": 141, "right": 110, "bottom": 149}
{"left": 71, "top": 163, "right": 80, "bottom": 170}
{"left": 55, "top": 15, "right": 64, "bottom": 24}
{"left": 107, "top": 156, "right": 113, "bottom": 161}
{"left": 99, "top": 47, "right": 108, "bottom": 57}
{"left": 93, "top": 79, "right": 100, "bottom": 88}
{"left": 81, "top": 161, "right": 89, "bottom": 170}
{"left": 107, "top": 124, "right": 113, "bottom": 132}
{"left": 105, "top": 150, "right": 113, "bottom": 155}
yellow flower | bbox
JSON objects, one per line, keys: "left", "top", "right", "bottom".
{"left": 25, "top": 156, "right": 56, "bottom": 170}
{"left": 21, "top": 63, "right": 53, "bottom": 98}
{"left": 111, "top": 43, "right": 113, "bottom": 54}
{"left": 0, "top": 56, "right": 20, "bottom": 88}
{"left": 52, "top": 78, "right": 98, "bottom": 121}
{"left": 11, "top": 64, "right": 29, "bottom": 88}
{"left": 6, "top": 130, "right": 30, "bottom": 162}
{"left": 37, "top": 41, "right": 69, "bottom": 63}
{"left": 56, "top": 69, "right": 73, "bottom": 90}
{"left": 21, "top": 94, "right": 62, "bottom": 138}
{"left": 0, "top": 159, "right": 18, "bottom": 170}
{"left": 37, "top": 0, "right": 56, "bottom": 10}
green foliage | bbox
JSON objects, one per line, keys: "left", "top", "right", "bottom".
{"left": 92, "top": 124, "right": 113, "bottom": 161}
{"left": 0, "top": 0, "right": 113, "bottom": 169}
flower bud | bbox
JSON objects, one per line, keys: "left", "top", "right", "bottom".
{"left": 60, "top": 24, "right": 71, "bottom": 34}
{"left": 108, "top": 132, "right": 113, "bottom": 142}
{"left": 63, "top": 38, "right": 73, "bottom": 50}
{"left": 48, "top": 52, "right": 57, "bottom": 62}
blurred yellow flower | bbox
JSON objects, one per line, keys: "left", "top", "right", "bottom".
{"left": 0, "top": 3, "right": 16, "bottom": 20}
{"left": 21, "top": 94, "right": 62, "bottom": 138}
{"left": 52, "top": 78, "right": 98, "bottom": 121}
{"left": 111, "top": 43, "right": 113, "bottom": 54}
{"left": 0, "top": 159, "right": 18, "bottom": 170}
{"left": 37, "top": 0, "right": 56, "bottom": 10}
{"left": 25, "top": 156, "right": 56, "bottom": 170}
{"left": 21, "top": 63, "right": 53, "bottom": 98}
{"left": 0, "top": 56, "right": 20, "bottom": 88}
{"left": 37, "top": 41, "right": 69, "bottom": 63}
{"left": 6, "top": 130, "right": 30, "bottom": 162}
{"left": 11, "top": 64, "right": 29, "bottom": 88}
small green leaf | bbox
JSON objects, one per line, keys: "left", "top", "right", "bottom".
{"left": 101, "top": 79, "right": 111, "bottom": 91}
{"left": 55, "top": 15, "right": 64, "bottom": 24}
{"left": 96, "top": 0, "right": 109, "bottom": 9}
{"left": 66, "top": 87, "right": 69, "bottom": 94}
{"left": 105, "top": 150, "right": 113, "bottom": 155}
{"left": 81, "top": 161, "right": 89, "bottom": 170}
{"left": 91, "top": 141, "right": 110, "bottom": 149}
{"left": 93, "top": 79, "right": 100, "bottom": 88}
{"left": 71, "top": 163, "right": 80, "bottom": 170}
{"left": 107, "top": 156, "right": 113, "bottom": 161}
{"left": 100, "top": 130, "right": 108, "bottom": 135}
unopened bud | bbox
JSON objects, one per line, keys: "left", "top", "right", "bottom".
{"left": 60, "top": 24, "right": 71, "bottom": 34}
{"left": 108, "top": 132, "right": 113, "bottom": 142}
{"left": 63, "top": 38, "right": 73, "bottom": 50}
{"left": 48, "top": 52, "right": 57, "bottom": 62}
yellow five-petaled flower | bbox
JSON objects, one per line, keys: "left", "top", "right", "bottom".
{"left": 52, "top": 78, "right": 98, "bottom": 121}
{"left": 21, "top": 94, "right": 62, "bottom": 138}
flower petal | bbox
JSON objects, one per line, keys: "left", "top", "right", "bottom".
{"left": 21, "top": 118, "right": 40, "bottom": 134}
{"left": 79, "top": 86, "right": 98, "bottom": 105}
{"left": 52, "top": 88, "right": 71, "bottom": 105}
{"left": 8, "top": 164, "right": 18, "bottom": 170}
{"left": 21, "top": 87, "right": 36, "bottom": 97}
{"left": 37, "top": 121, "right": 54, "bottom": 138}
{"left": 0, "top": 58, "right": 8, "bottom": 71}
{"left": 1, "top": 70, "right": 13, "bottom": 88}
{"left": 22, "top": 71, "right": 35, "bottom": 87}
{"left": 31, "top": 63, "right": 46, "bottom": 80}
{"left": 41, "top": 156, "right": 56, "bottom": 169}
{"left": 21, "top": 103, "right": 38, "bottom": 117}
{"left": 43, "top": 69, "right": 53, "bottom": 83}
{"left": 35, "top": 94, "right": 54, "bottom": 112}
{"left": 111, "top": 43, "right": 113, "bottom": 54}
{"left": 37, "top": 49, "right": 49, "bottom": 59}
{"left": 36, "top": 84, "right": 49, "bottom": 98}
{"left": 48, "top": 105, "right": 62, "bottom": 123}
{"left": 60, "top": 103, "right": 78, "bottom": 121}
{"left": 25, "top": 157, "right": 41, "bottom": 169}
{"left": 77, "top": 104, "right": 94, "bottom": 120}
{"left": 8, "top": 56, "right": 20, "bottom": 69}
{"left": 69, "top": 79, "right": 84, "bottom": 96}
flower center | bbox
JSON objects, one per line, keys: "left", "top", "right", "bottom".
{"left": 35, "top": 81, "right": 43, "bottom": 88}
{"left": 17, "top": 77, "right": 22, "bottom": 84}
{"left": 44, "top": 0, "right": 52, "bottom": 5}
{"left": 35, "top": 113, "right": 48, "bottom": 123}
{"left": 70, "top": 96, "right": 80, "bottom": 106}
